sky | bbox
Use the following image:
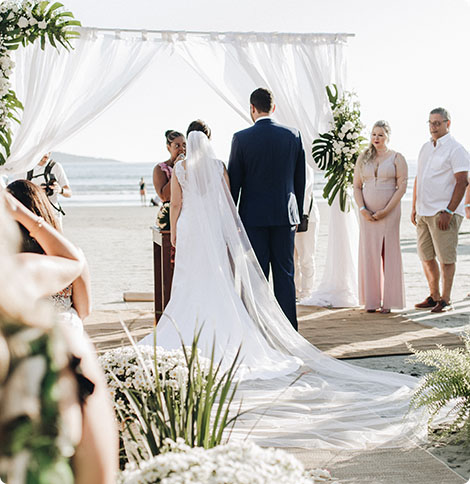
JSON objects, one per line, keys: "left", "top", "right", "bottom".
{"left": 55, "top": 0, "right": 470, "bottom": 163}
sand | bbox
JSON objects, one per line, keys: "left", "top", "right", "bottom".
{"left": 62, "top": 200, "right": 470, "bottom": 479}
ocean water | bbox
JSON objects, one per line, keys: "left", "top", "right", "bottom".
{"left": 49, "top": 153, "right": 417, "bottom": 208}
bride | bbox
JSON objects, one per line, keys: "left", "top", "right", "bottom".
{"left": 140, "top": 130, "right": 427, "bottom": 449}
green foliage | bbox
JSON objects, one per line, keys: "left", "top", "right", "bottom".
{"left": 0, "top": 1, "right": 81, "bottom": 165}
{"left": 0, "top": 320, "right": 75, "bottom": 483}
{"left": 312, "top": 84, "right": 366, "bottom": 211}
{"left": 407, "top": 330, "right": 470, "bottom": 443}
{"left": 112, "top": 325, "right": 243, "bottom": 465}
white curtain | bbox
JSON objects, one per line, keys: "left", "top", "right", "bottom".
{"left": 301, "top": 195, "right": 359, "bottom": 308}
{"left": 1, "top": 29, "right": 167, "bottom": 175}
{"left": 176, "top": 32, "right": 348, "bottom": 163}
{"left": 1, "top": 28, "right": 358, "bottom": 307}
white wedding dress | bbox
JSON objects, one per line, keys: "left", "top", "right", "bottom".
{"left": 140, "top": 132, "right": 427, "bottom": 449}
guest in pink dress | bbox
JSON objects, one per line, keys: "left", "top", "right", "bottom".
{"left": 353, "top": 120, "right": 408, "bottom": 313}
{"left": 153, "top": 130, "right": 186, "bottom": 202}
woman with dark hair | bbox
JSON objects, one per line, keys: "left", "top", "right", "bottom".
{"left": 7, "top": 179, "right": 91, "bottom": 331}
{"left": 153, "top": 130, "right": 186, "bottom": 202}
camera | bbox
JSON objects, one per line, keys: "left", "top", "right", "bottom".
{"left": 43, "top": 174, "right": 57, "bottom": 197}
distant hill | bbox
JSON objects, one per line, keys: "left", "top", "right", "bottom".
{"left": 52, "top": 152, "right": 127, "bottom": 165}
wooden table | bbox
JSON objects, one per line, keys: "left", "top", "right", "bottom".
{"left": 152, "top": 226, "right": 174, "bottom": 323}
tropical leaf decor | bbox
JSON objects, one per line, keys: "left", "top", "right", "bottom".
{"left": 0, "top": 1, "right": 81, "bottom": 165}
{"left": 312, "top": 84, "right": 366, "bottom": 211}
{"left": 408, "top": 330, "right": 470, "bottom": 443}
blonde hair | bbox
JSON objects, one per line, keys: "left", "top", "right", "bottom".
{"left": 358, "top": 120, "right": 391, "bottom": 167}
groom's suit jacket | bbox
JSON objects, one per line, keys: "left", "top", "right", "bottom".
{"left": 228, "top": 118, "right": 306, "bottom": 227}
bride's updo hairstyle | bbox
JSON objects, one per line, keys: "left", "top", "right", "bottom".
{"left": 358, "top": 120, "right": 391, "bottom": 167}
{"left": 186, "top": 119, "right": 211, "bottom": 140}
{"left": 165, "top": 129, "right": 184, "bottom": 145}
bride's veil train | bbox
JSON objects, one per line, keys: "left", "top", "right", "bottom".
{"left": 151, "top": 131, "right": 427, "bottom": 449}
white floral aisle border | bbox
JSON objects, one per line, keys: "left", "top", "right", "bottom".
{"left": 0, "top": 0, "right": 80, "bottom": 165}
{"left": 99, "top": 345, "right": 212, "bottom": 419}
{"left": 119, "top": 439, "right": 339, "bottom": 484}
{"left": 312, "top": 84, "right": 366, "bottom": 212}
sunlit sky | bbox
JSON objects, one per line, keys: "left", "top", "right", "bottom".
{"left": 56, "top": 0, "right": 470, "bottom": 163}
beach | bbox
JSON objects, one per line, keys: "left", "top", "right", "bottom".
{"left": 63, "top": 200, "right": 470, "bottom": 479}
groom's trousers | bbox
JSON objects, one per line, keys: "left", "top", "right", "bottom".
{"left": 245, "top": 225, "right": 298, "bottom": 331}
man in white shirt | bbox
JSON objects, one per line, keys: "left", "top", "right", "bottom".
{"left": 411, "top": 108, "right": 469, "bottom": 313}
{"left": 22, "top": 152, "right": 72, "bottom": 228}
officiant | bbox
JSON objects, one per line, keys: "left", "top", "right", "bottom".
{"left": 153, "top": 130, "right": 186, "bottom": 203}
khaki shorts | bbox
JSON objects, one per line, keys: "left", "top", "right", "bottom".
{"left": 416, "top": 213, "right": 463, "bottom": 264}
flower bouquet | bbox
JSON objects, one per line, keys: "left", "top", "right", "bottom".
{"left": 312, "top": 84, "right": 366, "bottom": 211}
{"left": 119, "top": 439, "right": 338, "bottom": 484}
{"left": 156, "top": 201, "right": 170, "bottom": 231}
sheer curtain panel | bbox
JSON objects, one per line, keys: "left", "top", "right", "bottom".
{"left": 2, "top": 29, "right": 166, "bottom": 175}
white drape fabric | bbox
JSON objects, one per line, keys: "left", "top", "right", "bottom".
{"left": 176, "top": 33, "right": 347, "bottom": 163}
{"left": 2, "top": 27, "right": 356, "bottom": 306}
{"left": 301, "top": 195, "right": 360, "bottom": 307}
{"left": 1, "top": 30, "right": 166, "bottom": 175}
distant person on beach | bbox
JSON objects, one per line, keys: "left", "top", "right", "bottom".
{"left": 353, "top": 120, "right": 408, "bottom": 314}
{"left": 153, "top": 130, "right": 186, "bottom": 203}
{"left": 20, "top": 152, "right": 72, "bottom": 229}
{"left": 7, "top": 179, "right": 91, "bottom": 332}
{"left": 139, "top": 177, "right": 146, "bottom": 206}
{"left": 0, "top": 190, "right": 118, "bottom": 484}
{"left": 411, "top": 107, "right": 469, "bottom": 313}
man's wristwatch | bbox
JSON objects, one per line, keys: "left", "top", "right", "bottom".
{"left": 60, "top": 187, "right": 64, "bottom": 195}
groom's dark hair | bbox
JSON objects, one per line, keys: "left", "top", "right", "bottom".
{"left": 250, "top": 88, "right": 274, "bottom": 113}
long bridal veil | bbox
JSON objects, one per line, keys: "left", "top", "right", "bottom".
{"left": 161, "top": 132, "right": 427, "bottom": 449}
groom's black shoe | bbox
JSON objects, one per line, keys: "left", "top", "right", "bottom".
{"left": 414, "top": 296, "right": 437, "bottom": 309}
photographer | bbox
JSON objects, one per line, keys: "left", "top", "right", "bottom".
{"left": 22, "top": 152, "right": 72, "bottom": 229}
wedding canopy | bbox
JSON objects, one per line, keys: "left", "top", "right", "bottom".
{"left": 2, "top": 27, "right": 352, "bottom": 175}
{"left": 3, "top": 27, "right": 358, "bottom": 308}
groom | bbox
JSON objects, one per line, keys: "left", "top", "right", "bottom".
{"left": 228, "top": 88, "right": 306, "bottom": 330}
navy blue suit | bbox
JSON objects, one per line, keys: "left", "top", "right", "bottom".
{"left": 228, "top": 118, "right": 306, "bottom": 329}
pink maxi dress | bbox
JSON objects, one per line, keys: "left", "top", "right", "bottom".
{"left": 358, "top": 153, "right": 406, "bottom": 310}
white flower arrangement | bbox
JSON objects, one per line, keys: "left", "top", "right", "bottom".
{"left": 119, "top": 439, "right": 339, "bottom": 484}
{"left": 99, "top": 345, "right": 211, "bottom": 416}
{"left": 312, "top": 84, "right": 366, "bottom": 211}
{"left": 0, "top": 1, "right": 80, "bottom": 165}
